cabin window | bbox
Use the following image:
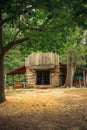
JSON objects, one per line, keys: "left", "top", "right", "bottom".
{"left": 36, "top": 70, "right": 50, "bottom": 85}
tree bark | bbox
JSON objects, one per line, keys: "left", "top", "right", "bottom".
{"left": 0, "top": 12, "right": 6, "bottom": 103}
{"left": 64, "top": 51, "right": 76, "bottom": 88}
{"left": 0, "top": 54, "right": 6, "bottom": 103}
{"left": 0, "top": 11, "right": 30, "bottom": 103}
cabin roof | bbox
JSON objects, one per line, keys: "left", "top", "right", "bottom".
{"left": 78, "top": 66, "right": 87, "bottom": 71}
{"left": 6, "top": 62, "right": 67, "bottom": 75}
{"left": 6, "top": 51, "right": 87, "bottom": 76}
{"left": 6, "top": 65, "right": 26, "bottom": 75}
{"left": 6, "top": 64, "right": 87, "bottom": 76}
{"left": 25, "top": 52, "right": 59, "bottom": 68}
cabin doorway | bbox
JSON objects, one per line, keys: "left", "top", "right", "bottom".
{"left": 36, "top": 70, "right": 50, "bottom": 85}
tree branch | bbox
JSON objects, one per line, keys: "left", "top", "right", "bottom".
{"left": 3, "top": 37, "right": 29, "bottom": 53}
{"left": 14, "top": 21, "right": 73, "bottom": 35}
{"left": 39, "top": 13, "right": 53, "bottom": 28}
{"left": 13, "top": 13, "right": 53, "bottom": 41}
{"left": 2, "top": 6, "right": 34, "bottom": 24}
{"left": 5, "top": 21, "right": 72, "bottom": 54}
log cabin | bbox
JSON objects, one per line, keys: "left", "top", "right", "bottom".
{"left": 25, "top": 52, "right": 59, "bottom": 88}
{"left": 6, "top": 52, "right": 87, "bottom": 88}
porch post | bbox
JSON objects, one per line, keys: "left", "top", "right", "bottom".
{"left": 83, "top": 70, "right": 86, "bottom": 87}
{"left": 86, "top": 71, "right": 87, "bottom": 87}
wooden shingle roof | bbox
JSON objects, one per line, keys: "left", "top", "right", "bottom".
{"left": 25, "top": 52, "right": 59, "bottom": 69}
{"left": 6, "top": 65, "right": 26, "bottom": 75}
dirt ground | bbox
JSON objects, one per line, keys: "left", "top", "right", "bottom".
{"left": 0, "top": 88, "right": 87, "bottom": 130}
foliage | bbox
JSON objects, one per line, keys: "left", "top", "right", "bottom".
{"left": 4, "top": 46, "right": 25, "bottom": 73}
{"left": 60, "top": 27, "right": 87, "bottom": 62}
{"left": 2, "top": 0, "right": 87, "bottom": 74}
{"left": 0, "top": 0, "right": 87, "bottom": 102}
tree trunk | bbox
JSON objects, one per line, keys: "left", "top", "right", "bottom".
{"left": 64, "top": 51, "right": 76, "bottom": 88}
{"left": 64, "top": 62, "right": 76, "bottom": 88}
{"left": 0, "top": 12, "right": 6, "bottom": 103}
{"left": 0, "top": 55, "right": 6, "bottom": 103}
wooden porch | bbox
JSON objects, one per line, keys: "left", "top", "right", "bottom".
{"left": 5, "top": 65, "right": 26, "bottom": 89}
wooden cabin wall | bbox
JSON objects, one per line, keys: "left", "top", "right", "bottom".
{"left": 59, "top": 64, "right": 67, "bottom": 86}
{"left": 26, "top": 68, "right": 36, "bottom": 87}
{"left": 51, "top": 66, "right": 59, "bottom": 87}
{"left": 25, "top": 53, "right": 60, "bottom": 88}
{"left": 26, "top": 66, "right": 60, "bottom": 88}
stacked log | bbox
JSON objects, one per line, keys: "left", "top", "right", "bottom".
{"left": 26, "top": 68, "right": 35, "bottom": 87}
{"left": 25, "top": 52, "right": 59, "bottom": 88}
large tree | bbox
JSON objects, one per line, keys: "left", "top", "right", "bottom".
{"left": 64, "top": 28, "right": 87, "bottom": 87}
{"left": 0, "top": 0, "right": 50, "bottom": 102}
{"left": 0, "top": 0, "right": 87, "bottom": 102}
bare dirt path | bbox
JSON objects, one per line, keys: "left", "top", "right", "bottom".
{"left": 0, "top": 88, "right": 87, "bottom": 130}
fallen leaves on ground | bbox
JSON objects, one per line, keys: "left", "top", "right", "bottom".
{"left": 0, "top": 88, "right": 87, "bottom": 130}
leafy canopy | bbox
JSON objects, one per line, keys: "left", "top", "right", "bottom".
{"left": 0, "top": 0, "right": 86, "bottom": 71}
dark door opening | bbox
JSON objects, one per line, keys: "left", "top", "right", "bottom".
{"left": 36, "top": 70, "right": 50, "bottom": 85}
